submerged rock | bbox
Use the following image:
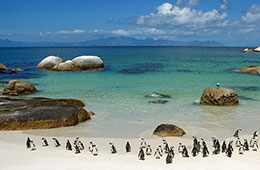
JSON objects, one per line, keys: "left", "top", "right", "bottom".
{"left": 145, "top": 92, "right": 171, "bottom": 98}
{"left": 148, "top": 100, "right": 168, "bottom": 104}
{"left": 0, "top": 97, "right": 91, "bottom": 130}
{"left": 120, "top": 63, "right": 164, "bottom": 74}
{"left": 153, "top": 124, "right": 186, "bottom": 137}
{"left": 1, "top": 80, "right": 37, "bottom": 96}
{"left": 0, "top": 63, "right": 8, "bottom": 70}
{"left": 200, "top": 88, "right": 239, "bottom": 106}
{"left": 238, "top": 66, "right": 260, "bottom": 75}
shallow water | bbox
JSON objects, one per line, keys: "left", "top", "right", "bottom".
{"left": 1, "top": 46, "right": 260, "bottom": 139}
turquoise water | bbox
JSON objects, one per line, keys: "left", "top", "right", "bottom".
{"left": 1, "top": 46, "right": 260, "bottom": 139}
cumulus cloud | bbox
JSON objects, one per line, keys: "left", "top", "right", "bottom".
{"left": 220, "top": 0, "right": 229, "bottom": 10}
{"left": 241, "top": 4, "right": 260, "bottom": 24}
{"left": 137, "top": 3, "right": 228, "bottom": 28}
{"left": 176, "top": 0, "right": 200, "bottom": 7}
{"left": 58, "top": 29, "right": 85, "bottom": 34}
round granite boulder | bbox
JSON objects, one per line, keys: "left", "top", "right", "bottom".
{"left": 1, "top": 80, "right": 37, "bottom": 96}
{"left": 37, "top": 56, "right": 64, "bottom": 70}
{"left": 238, "top": 66, "right": 260, "bottom": 75}
{"left": 200, "top": 88, "right": 239, "bottom": 106}
{"left": 153, "top": 124, "right": 186, "bottom": 137}
{"left": 72, "top": 55, "right": 104, "bottom": 70}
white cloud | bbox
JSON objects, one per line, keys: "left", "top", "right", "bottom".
{"left": 220, "top": 0, "right": 229, "bottom": 10}
{"left": 137, "top": 3, "right": 228, "bottom": 28}
{"left": 176, "top": 0, "right": 200, "bottom": 7}
{"left": 111, "top": 29, "right": 129, "bottom": 36}
{"left": 242, "top": 4, "right": 260, "bottom": 24}
{"left": 58, "top": 29, "right": 85, "bottom": 34}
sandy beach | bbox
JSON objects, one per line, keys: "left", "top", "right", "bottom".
{"left": 0, "top": 130, "right": 259, "bottom": 170}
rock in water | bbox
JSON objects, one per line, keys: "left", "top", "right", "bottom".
{"left": 37, "top": 56, "right": 64, "bottom": 70}
{"left": 200, "top": 88, "right": 239, "bottom": 106}
{"left": 153, "top": 124, "right": 186, "bottom": 137}
{"left": 72, "top": 56, "right": 104, "bottom": 70}
{"left": 0, "top": 97, "right": 91, "bottom": 130}
{"left": 1, "top": 80, "right": 37, "bottom": 96}
{"left": 148, "top": 100, "right": 168, "bottom": 104}
{"left": 0, "top": 63, "right": 8, "bottom": 70}
{"left": 238, "top": 66, "right": 260, "bottom": 75}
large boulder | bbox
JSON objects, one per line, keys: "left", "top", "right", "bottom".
{"left": 0, "top": 63, "right": 8, "bottom": 70}
{"left": 200, "top": 88, "right": 239, "bottom": 106}
{"left": 72, "top": 55, "right": 104, "bottom": 70}
{"left": 153, "top": 124, "right": 186, "bottom": 137}
{"left": 37, "top": 56, "right": 63, "bottom": 69}
{"left": 1, "top": 80, "right": 37, "bottom": 96}
{"left": 238, "top": 66, "right": 260, "bottom": 75}
{"left": 0, "top": 97, "right": 91, "bottom": 130}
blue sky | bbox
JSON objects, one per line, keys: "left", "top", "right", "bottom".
{"left": 0, "top": 0, "right": 260, "bottom": 46}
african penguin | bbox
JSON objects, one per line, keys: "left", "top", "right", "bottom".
{"left": 138, "top": 148, "right": 145, "bottom": 160}
{"left": 126, "top": 141, "right": 131, "bottom": 153}
{"left": 52, "top": 138, "right": 61, "bottom": 147}
{"left": 233, "top": 129, "right": 242, "bottom": 138}
{"left": 66, "top": 140, "right": 72, "bottom": 151}
{"left": 146, "top": 145, "right": 152, "bottom": 156}
{"left": 42, "top": 138, "right": 48, "bottom": 147}
{"left": 109, "top": 143, "right": 117, "bottom": 154}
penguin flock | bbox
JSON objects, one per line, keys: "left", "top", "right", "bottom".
{"left": 26, "top": 129, "right": 259, "bottom": 164}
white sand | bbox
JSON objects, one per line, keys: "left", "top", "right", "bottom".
{"left": 0, "top": 131, "right": 259, "bottom": 170}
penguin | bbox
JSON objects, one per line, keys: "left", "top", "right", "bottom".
{"left": 226, "top": 141, "right": 233, "bottom": 158}
{"left": 146, "top": 145, "right": 152, "bottom": 156}
{"left": 235, "top": 138, "right": 242, "bottom": 147}
{"left": 238, "top": 144, "right": 244, "bottom": 155}
{"left": 154, "top": 148, "right": 163, "bottom": 159}
{"left": 243, "top": 139, "right": 249, "bottom": 151}
{"left": 78, "top": 141, "right": 85, "bottom": 150}
{"left": 109, "top": 143, "right": 117, "bottom": 154}
{"left": 178, "top": 143, "right": 183, "bottom": 153}
{"left": 222, "top": 140, "right": 227, "bottom": 153}
{"left": 92, "top": 145, "right": 98, "bottom": 156}
{"left": 202, "top": 144, "right": 209, "bottom": 157}
{"left": 213, "top": 139, "right": 220, "bottom": 155}
{"left": 253, "top": 131, "right": 259, "bottom": 140}
{"left": 126, "top": 141, "right": 131, "bottom": 153}
{"left": 26, "top": 137, "right": 31, "bottom": 149}
{"left": 66, "top": 140, "right": 72, "bottom": 151}
{"left": 42, "top": 138, "right": 48, "bottom": 147}
{"left": 29, "top": 141, "right": 36, "bottom": 151}
{"left": 193, "top": 136, "right": 200, "bottom": 154}
{"left": 53, "top": 138, "right": 61, "bottom": 147}
{"left": 138, "top": 148, "right": 145, "bottom": 161}
{"left": 166, "top": 153, "right": 173, "bottom": 164}
{"left": 200, "top": 138, "right": 206, "bottom": 152}
{"left": 163, "top": 139, "right": 170, "bottom": 153}
{"left": 140, "top": 138, "right": 147, "bottom": 149}
{"left": 169, "top": 146, "right": 175, "bottom": 158}
{"left": 250, "top": 138, "right": 255, "bottom": 148}
{"left": 217, "top": 82, "right": 220, "bottom": 88}
{"left": 73, "top": 137, "right": 79, "bottom": 146}
{"left": 182, "top": 145, "right": 189, "bottom": 158}
{"left": 233, "top": 129, "right": 242, "bottom": 138}
{"left": 252, "top": 141, "right": 258, "bottom": 151}
{"left": 75, "top": 144, "right": 81, "bottom": 154}
{"left": 158, "top": 145, "right": 163, "bottom": 155}
{"left": 192, "top": 144, "right": 198, "bottom": 157}
{"left": 212, "top": 137, "right": 217, "bottom": 148}
{"left": 88, "top": 142, "right": 94, "bottom": 153}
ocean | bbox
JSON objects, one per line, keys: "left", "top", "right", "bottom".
{"left": 1, "top": 46, "right": 260, "bottom": 139}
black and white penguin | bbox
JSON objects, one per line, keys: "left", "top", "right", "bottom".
{"left": 178, "top": 143, "right": 183, "bottom": 153}
{"left": 193, "top": 136, "right": 199, "bottom": 149}
{"left": 126, "top": 141, "right": 131, "bottom": 153}
{"left": 253, "top": 131, "right": 259, "bottom": 140}
{"left": 146, "top": 145, "right": 152, "bottom": 156}
{"left": 192, "top": 144, "right": 198, "bottom": 157}
{"left": 212, "top": 137, "right": 217, "bottom": 148}
{"left": 29, "top": 141, "right": 36, "bottom": 151}
{"left": 243, "top": 139, "right": 249, "bottom": 151}
{"left": 66, "top": 140, "right": 72, "bottom": 151}
{"left": 73, "top": 137, "right": 79, "bottom": 146}
{"left": 166, "top": 153, "right": 173, "bottom": 164}
{"left": 182, "top": 145, "right": 189, "bottom": 158}
{"left": 109, "top": 143, "right": 117, "bottom": 154}
{"left": 200, "top": 138, "right": 206, "bottom": 152}
{"left": 217, "top": 82, "right": 220, "bottom": 88}
{"left": 202, "top": 144, "right": 209, "bottom": 157}
{"left": 222, "top": 140, "right": 227, "bottom": 153}
{"left": 226, "top": 141, "right": 233, "bottom": 158}
{"left": 162, "top": 139, "right": 170, "bottom": 153}
{"left": 42, "top": 138, "right": 48, "bottom": 147}
{"left": 169, "top": 146, "right": 175, "bottom": 158}
{"left": 213, "top": 139, "right": 220, "bottom": 155}
{"left": 78, "top": 141, "right": 85, "bottom": 150}
{"left": 235, "top": 138, "right": 242, "bottom": 147}
{"left": 26, "top": 137, "right": 31, "bottom": 149}
{"left": 88, "top": 142, "right": 94, "bottom": 153}
{"left": 75, "top": 144, "right": 81, "bottom": 154}
{"left": 158, "top": 145, "right": 163, "bottom": 154}
{"left": 140, "top": 138, "right": 147, "bottom": 149}
{"left": 138, "top": 148, "right": 145, "bottom": 161}
{"left": 154, "top": 148, "right": 163, "bottom": 159}
{"left": 92, "top": 145, "right": 98, "bottom": 156}
{"left": 238, "top": 144, "right": 244, "bottom": 155}
{"left": 233, "top": 129, "right": 242, "bottom": 138}
{"left": 52, "top": 138, "right": 61, "bottom": 147}
{"left": 252, "top": 141, "right": 258, "bottom": 151}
